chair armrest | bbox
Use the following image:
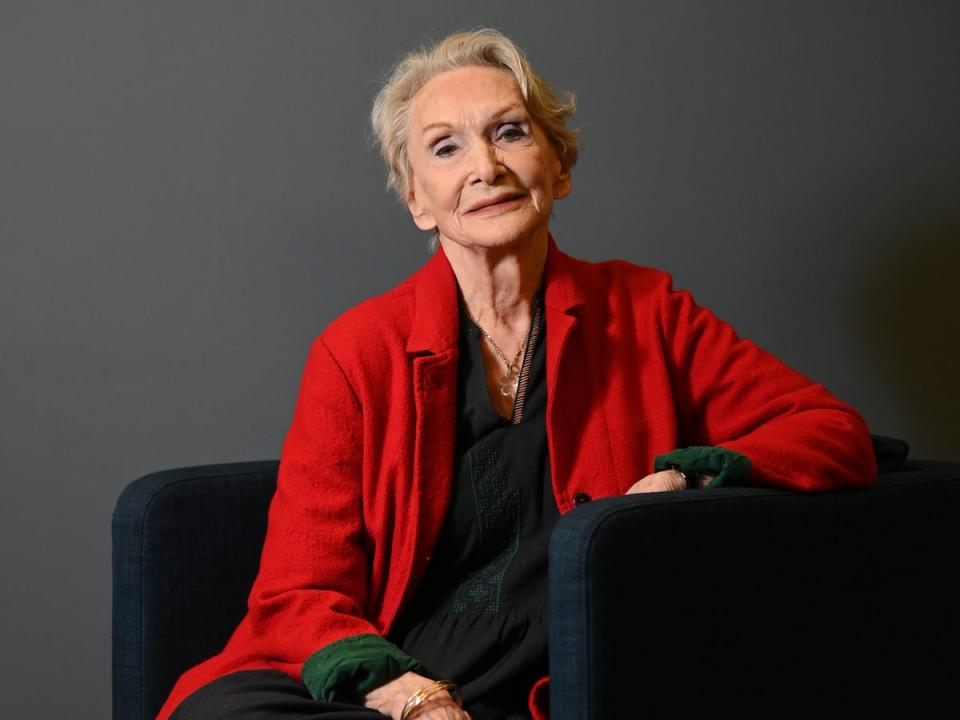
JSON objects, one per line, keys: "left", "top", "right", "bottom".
{"left": 548, "top": 460, "right": 960, "bottom": 718}
{"left": 112, "top": 461, "right": 278, "bottom": 720}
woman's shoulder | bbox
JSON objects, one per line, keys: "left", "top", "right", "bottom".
{"left": 556, "top": 248, "right": 677, "bottom": 305}
{"left": 317, "top": 277, "right": 418, "bottom": 358}
{"left": 293, "top": 279, "right": 419, "bottom": 397}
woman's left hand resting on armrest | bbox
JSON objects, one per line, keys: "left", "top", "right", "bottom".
{"left": 627, "top": 470, "right": 716, "bottom": 494}
{"left": 363, "top": 671, "right": 471, "bottom": 720}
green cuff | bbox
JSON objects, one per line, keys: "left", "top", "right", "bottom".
{"left": 654, "top": 446, "right": 751, "bottom": 488}
{"left": 301, "top": 633, "right": 426, "bottom": 704}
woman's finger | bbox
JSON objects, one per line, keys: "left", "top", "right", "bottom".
{"left": 626, "top": 469, "right": 686, "bottom": 494}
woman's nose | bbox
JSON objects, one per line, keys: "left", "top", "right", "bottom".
{"left": 469, "top": 142, "right": 502, "bottom": 185}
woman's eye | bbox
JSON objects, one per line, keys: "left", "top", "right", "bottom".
{"left": 497, "top": 123, "right": 528, "bottom": 141}
{"left": 434, "top": 143, "right": 457, "bottom": 158}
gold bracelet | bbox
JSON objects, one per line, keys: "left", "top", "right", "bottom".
{"left": 399, "top": 680, "right": 463, "bottom": 720}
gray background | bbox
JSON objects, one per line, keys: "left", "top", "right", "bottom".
{"left": 2, "top": 1, "right": 958, "bottom": 717}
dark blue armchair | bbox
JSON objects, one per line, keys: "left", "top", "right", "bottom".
{"left": 113, "top": 438, "right": 960, "bottom": 719}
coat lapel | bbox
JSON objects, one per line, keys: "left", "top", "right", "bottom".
{"left": 543, "top": 236, "right": 621, "bottom": 508}
{"left": 403, "top": 247, "right": 460, "bottom": 598}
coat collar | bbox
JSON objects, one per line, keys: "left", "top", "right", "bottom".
{"left": 405, "top": 242, "right": 460, "bottom": 355}
{"left": 405, "top": 232, "right": 586, "bottom": 355}
{"left": 542, "top": 232, "right": 586, "bottom": 316}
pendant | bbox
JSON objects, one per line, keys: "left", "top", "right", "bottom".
{"left": 499, "top": 367, "right": 519, "bottom": 397}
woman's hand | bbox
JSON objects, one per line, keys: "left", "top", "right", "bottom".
{"left": 626, "top": 470, "right": 716, "bottom": 494}
{"left": 363, "top": 672, "right": 471, "bottom": 720}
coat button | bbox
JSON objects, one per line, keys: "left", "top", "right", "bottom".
{"left": 573, "top": 492, "right": 592, "bottom": 506}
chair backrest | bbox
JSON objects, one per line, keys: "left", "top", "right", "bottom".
{"left": 112, "top": 461, "right": 278, "bottom": 720}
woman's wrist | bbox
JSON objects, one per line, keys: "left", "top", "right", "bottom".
{"left": 400, "top": 679, "right": 463, "bottom": 720}
{"left": 303, "top": 633, "right": 426, "bottom": 704}
{"left": 363, "top": 671, "right": 460, "bottom": 720}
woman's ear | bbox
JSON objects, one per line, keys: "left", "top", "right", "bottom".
{"left": 554, "top": 166, "right": 572, "bottom": 200}
{"left": 406, "top": 181, "right": 437, "bottom": 231}
{"left": 553, "top": 161, "right": 573, "bottom": 200}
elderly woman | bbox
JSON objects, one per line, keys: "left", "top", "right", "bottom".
{"left": 158, "top": 28, "right": 875, "bottom": 720}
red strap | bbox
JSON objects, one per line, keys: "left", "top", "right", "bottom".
{"left": 528, "top": 675, "right": 550, "bottom": 720}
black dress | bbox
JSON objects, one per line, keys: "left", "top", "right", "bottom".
{"left": 387, "top": 295, "right": 558, "bottom": 720}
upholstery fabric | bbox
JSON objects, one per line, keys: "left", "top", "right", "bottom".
{"left": 548, "top": 458, "right": 960, "bottom": 717}
{"left": 113, "top": 443, "right": 958, "bottom": 720}
{"left": 112, "top": 462, "right": 278, "bottom": 720}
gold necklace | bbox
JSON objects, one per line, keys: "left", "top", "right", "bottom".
{"left": 463, "top": 306, "right": 529, "bottom": 397}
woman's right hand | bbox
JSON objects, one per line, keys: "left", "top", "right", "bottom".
{"left": 362, "top": 671, "right": 471, "bottom": 720}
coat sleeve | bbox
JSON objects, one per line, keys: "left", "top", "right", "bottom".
{"left": 656, "top": 275, "right": 877, "bottom": 491}
{"left": 246, "top": 335, "right": 380, "bottom": 671}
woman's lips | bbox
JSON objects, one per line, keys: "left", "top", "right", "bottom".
{"left": 465, "top": 194, "right": 524, "bottom": 215}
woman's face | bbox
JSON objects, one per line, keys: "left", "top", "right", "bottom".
{"left": 404, "top": 65, "right": 571, "bottom": 252}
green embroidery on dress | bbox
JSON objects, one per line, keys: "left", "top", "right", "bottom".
{"left": 447, "top": 440, "right": 521, "bottom": 614}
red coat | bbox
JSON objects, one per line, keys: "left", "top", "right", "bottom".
{"left": 158, "top": 236, "right": 876, "bottom": 720}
